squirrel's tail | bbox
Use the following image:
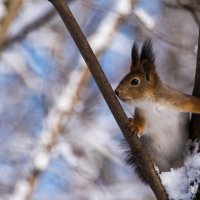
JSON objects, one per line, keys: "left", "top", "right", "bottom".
{"left": 121, "top": 138, "right": 148, "bottom": 183}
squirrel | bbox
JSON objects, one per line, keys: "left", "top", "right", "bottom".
{"left": 115, "top": 40, "right": 200, "bottom": 180}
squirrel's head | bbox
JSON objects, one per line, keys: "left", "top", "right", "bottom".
{"left": 115, "top": 40, "right": 160, "bottom": 102}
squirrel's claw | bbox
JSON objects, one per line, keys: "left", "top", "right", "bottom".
{"left": 127, "top": 118, "right": 141, "bottom": 137}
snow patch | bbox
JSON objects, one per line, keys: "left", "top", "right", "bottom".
{"left": 134, "top": 7, "right": 155, "bottom": 30}
{"left": 33, "top": 151, "right": 49, "bottom": 171}
{"left": 160, "top": 141, "right": 200, "bottom": 200}
{"left": 9, "top": 180, "right": 30, "bottom": 200}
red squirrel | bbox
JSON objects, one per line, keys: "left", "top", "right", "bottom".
{"left": 115, "top": 40, "right": 200, "bottom": 179}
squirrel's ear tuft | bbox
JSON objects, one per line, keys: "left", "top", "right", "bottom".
{"left": 131, "top": 42, "right": 139, "bottom": 71}
{"left": 140, "top": 39, "right": 155, "bottom": 64}
{"left": 140, "top": 40, "right": 156, "bottom": 81}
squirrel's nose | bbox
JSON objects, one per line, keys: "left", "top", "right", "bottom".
{"left": 115, "top": 88, "right": 119, "bottom": 96}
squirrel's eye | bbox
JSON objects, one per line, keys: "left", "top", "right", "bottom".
{"left": 131, "top": 78, "right": 139, "bottom": 86}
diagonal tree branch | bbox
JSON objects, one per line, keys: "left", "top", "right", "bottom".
{"left": 47, "top": 0, "right": 169, "bottom": 199}
{"left": 10, "top": 2, "right": 133, "bottom": 199}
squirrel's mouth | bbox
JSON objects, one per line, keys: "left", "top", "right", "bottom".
{"left": 117, "top": 96, "right": 132, "bottom": 102}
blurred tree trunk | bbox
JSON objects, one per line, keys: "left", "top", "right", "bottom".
{"left": 190, "top": 26, "right": 200, "bottom": 200}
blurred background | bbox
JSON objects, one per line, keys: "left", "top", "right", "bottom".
{"left": 0, "top": 0, "right": 199, "bottom": 199}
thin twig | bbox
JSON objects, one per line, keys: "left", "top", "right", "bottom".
{"left": 48, "top": 0, "right": 169, "bottom": 199}
{"left": 0, "top": 8, "right": 56, "bottom": 50}
{"left": 0, "top": 0, "right": 22, "bottom": 46}
{"left": 0, "top": 0, "right": 74, "bottom": 51}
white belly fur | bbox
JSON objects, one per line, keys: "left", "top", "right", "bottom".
{"left": 133, "top": 100, "right": 189, "bottom": 171}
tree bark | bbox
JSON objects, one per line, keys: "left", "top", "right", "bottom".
{"left": 190, "top": 26, "right": 200, "bottom": 140}
{"left": 190, "top": 27, "right": 200, "bottom": 200}
{"left": 47, "top": 0, "right": 169, "bottom": 199}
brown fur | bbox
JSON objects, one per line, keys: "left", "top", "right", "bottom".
{"left": 115, "top": 40, "right": 200, "bottom": 115}
{"left": 128, "top": 108, "right": 145, "bottom": 135}
{"left": 115, "top": 40, "right": 199, "bottom": 181}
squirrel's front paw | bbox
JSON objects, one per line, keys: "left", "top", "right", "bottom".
{"left": 127, "top": 118, "right": 143, "bottom": 137}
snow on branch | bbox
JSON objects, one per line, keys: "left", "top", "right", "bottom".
{"left": 134, "top": 7, "right": 155, "bottom": 30}
{"left": 161, "top": 141, "right": 200, "bottom": 200}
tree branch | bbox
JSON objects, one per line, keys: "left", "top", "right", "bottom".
{"left": 0, "top": 9, "right": 56, "bottom": 50}
{"left": 10, "top": 2, "right": 132, "bottom": 199}
{"left": 190, "top": 26, "right": 200, "bottom": 140}
{"left": 47, "top": 0, "right": 168, "bottom": 199}
{"left": 0, "top": 0, "right": 22, "bottom": 46}
{"left": 190, "top": 24, "right": 200, "bottom": 200}
{"left": 0, "top": 0, "right": 74, "bottom": 51}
